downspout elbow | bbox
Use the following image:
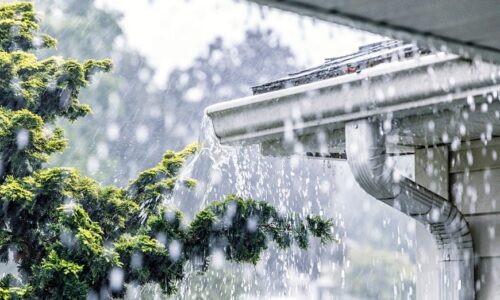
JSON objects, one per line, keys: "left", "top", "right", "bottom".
{"left": 345, "top": 120, "right": 401, "bottom": 201}
{"left": 345, "top": 119, "right": 474, "bottom": 300}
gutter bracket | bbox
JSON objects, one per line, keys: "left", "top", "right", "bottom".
{"left": 345, "top": 119, "right": 475, "bottom": 300}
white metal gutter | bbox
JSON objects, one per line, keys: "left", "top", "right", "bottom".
{"left": 205, "top": 54, "right": 500, "bottom": 300}
{"left": 206, "top": 54, "right": 500, "bottom": 145}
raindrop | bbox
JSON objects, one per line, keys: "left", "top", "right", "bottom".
{"left": 459, "top": 124, "right": 466, "bottom": 136}
{"left": 484, "top": 182, "right": 491, "bottom": 195}
{"left": 131, "top": 253, "right": 143, "bottom": 270}
{"left": 212, "top": 249, "right": 225, "bottom": 270}
{"left": 442, "top": 132, "right": 449, "bottom": 143}
{"left": 383, "top": 119, "right": 392, "bottom": 131}
{"left": 96, "top": 142, "right": 109, "bottom": 159}
{"left": 109, "top": 268, "right": 124, "bottom": 292}
{"left": 59, "top": 89, "right": 70, "bottom": 107}
{"left": 169, "top": 240, "right": 182, "bottom": 261}
{"left": 462, "top": 111, "right": 469, "bottom": 120}
{"left": 87, "top": 156, "right": 100, "bottom": 174}
{"left": 283, "top": 119, "right": 294, "bottom": 143}
{"left": 165, "top": 210, "right": 177, "bottom": 222}
{"left": 156, "top": 233, "right": 166, "bottom": 246}
{"left": 430, "top": 208, "right": 440, "bottom": 222}
{"left": 86, "top": 290, "right": 98, "bottom": 300}
{"left": 451, "top": 137, "right": 461, "bottom": 151}
{"left": 481, "top": 103, "right": 488, "bottom": 113}
{"left": 184, "top": 87, "right": 204, "bottom": 103}
{"left": 486, "top": 123, "right": 493, "bottom": 141}
{"left": 467, "top": 95, "right": 475, "bottom": 111}
{"left": 106, "top": 123, "right": 120, "bottom": 141}
{"left": 246, "top": 217, "right": 258, "bottom": 232}
{"left": 466, "top": 150, "right": 474, "bottom": 165}
{"left": 135, "top": 125, "right": 149, "bottom": 143}
{"left": 387, "top": 85, "right": 396, "bottom": 97}
{"left": 375, "top": 89, "right": 385, "bottom": 102}
{"left": 487, "top": 94, "right": 493, "bottom": 104}
{"left": 16, "top": 129, "right": 29, "bottom": 150}
{"left": 427, "top": 120, "right": 435, "bottom": 132}
{"left": 59, "top": 231, "right": 75, "bottom": 248}
{"left": 487, "top": 226, "right": 495, "bottom": 239}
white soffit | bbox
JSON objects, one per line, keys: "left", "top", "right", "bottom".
{"left": 250, "top": 0, "right": 500, "bottom": 64}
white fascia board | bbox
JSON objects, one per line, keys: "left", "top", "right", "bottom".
{"left": 206, "top": 54, "right": 500, "bottom": 145}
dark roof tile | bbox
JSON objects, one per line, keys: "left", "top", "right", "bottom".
{"left": 252, "top": 40, "right": 430, "bottom": 95}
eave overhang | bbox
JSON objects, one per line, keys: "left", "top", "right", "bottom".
{"left": 206, "top": 54, "right": 500, "bottom": 156}
{"left": 247, "top": 0, "right": 500, "bottom": 65}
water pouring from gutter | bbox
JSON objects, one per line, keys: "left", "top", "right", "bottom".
{"left": 205, "top": 40, "right": 500, "bottom": 299}
{"left": 169, "top": 115, "right": 344, "bottom": 298}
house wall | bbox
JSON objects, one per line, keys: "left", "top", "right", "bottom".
{"left": 414, "top": 140, "right": 500, "bottom": 300}
{"left": 450, "top": 140, "right": 500, "bottom": 300}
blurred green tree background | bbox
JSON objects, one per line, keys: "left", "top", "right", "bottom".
{"left": 28, "top": 0, "right": 416, "bottom": 299}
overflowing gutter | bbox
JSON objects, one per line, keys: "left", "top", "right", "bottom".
{"left": 205, "top": 41, "right": 500, "bottom": 300}
{"left": 206, "top": 53, "right": 500, "bottom": 147}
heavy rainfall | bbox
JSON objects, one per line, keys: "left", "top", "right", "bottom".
{"left": 0, "top": 0, "right": 499, "bottom": 300}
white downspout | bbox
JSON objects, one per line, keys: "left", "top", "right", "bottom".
{"left": 345, "top": 120, "right": 475, "bottom": 300}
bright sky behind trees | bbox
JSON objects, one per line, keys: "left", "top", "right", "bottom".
{"left": 96, "top": 0, "right": 382, "bottom": 86}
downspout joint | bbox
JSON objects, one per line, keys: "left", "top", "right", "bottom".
{"left": 345, "top": 119, "right": 474, "bottom": 300}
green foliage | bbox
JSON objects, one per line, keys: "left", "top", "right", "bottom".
{"left": 0, "top": 3, "right": 335, "bottom": 299}
{"left": 115, "top": 234, "right": 183, "bottom": 295}
{"left": 31, "top": 250, "right": 88, "bottom": 299}
{"left": 187, "top": 195, "right": 333, "bottom": 266}
{"left": 0, "top": 109, "right": 66, "bottom": 181}
{"left": 0, "top": 40, "right": 111, "bottom": 122}
{"left": 0, "top": 3, "right": 55, "bottom": 52}
{"left": 39, "top": 0, "right": 298, "bottom": 186}
{"left": 0, "top": 269, "right": 28, "bottom": 298}
{"left": 0, "top": 1, "right": 110, "bottom": 182}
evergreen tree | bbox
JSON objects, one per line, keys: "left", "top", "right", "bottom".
{"left": 0, "top": 3, "right": 333, "bottom": 299}
{"left": 35, "top": 0, "right": 298, "bottom": 186}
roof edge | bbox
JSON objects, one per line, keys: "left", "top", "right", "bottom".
{"left": 249, "top": 0, "right": 500, "bottom": 65}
